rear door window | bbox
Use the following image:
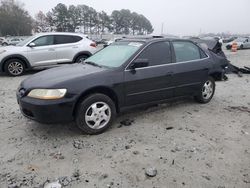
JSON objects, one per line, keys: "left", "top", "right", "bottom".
{"left": 54, "top": 35, "right": 82, "bottom": 44}
{"left": 136, "top": 41, "right": 171, "bottom": 66}
{"left": 172, "top": 41, "right": 202, "bottom": 62}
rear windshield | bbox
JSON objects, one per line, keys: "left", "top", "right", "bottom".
{"left": 85, "top": 42, "right": 143, "bottom": 68}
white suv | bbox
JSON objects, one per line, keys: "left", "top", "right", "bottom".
{"left": 0, "top": 32, "right": 97, "bottom": 76}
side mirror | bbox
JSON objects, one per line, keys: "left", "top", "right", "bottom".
{"left": 130, "top": 58, "right": 149, "bottom": 70}
{"left": 28, "top": 42, "right": 36, "bottom": 47}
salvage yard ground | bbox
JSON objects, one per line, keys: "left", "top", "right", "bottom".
{"left": 0, "top": 47, "right": 249, "bottom": 187}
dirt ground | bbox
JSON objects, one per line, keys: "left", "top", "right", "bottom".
{"left": 0, "top": 47, "right": 249, "bottom": 188}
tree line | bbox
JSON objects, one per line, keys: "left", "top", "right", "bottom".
{"left": 0, "top": 0, "right": 33, "bottom": 36}
{"left": 0, "top": 0, "right": 154, "bottom": 36}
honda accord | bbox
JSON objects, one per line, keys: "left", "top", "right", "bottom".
{"left": 17, "top": 36, "right": 228, "bottom": 134}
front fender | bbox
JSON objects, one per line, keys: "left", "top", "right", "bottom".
{"left": 0, "top": 54, "right": 31, "bottom": 72}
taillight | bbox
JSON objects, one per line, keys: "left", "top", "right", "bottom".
{"left": 90, "top": 42, "right": 97, "bottom": 48}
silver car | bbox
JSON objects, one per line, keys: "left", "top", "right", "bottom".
{"left": 226, "top": 37, "right": 250, "bottom": 50}
{"left": 1, "top": 38, "right": 24, "bottom": 46}
{"left": 0, "top": 32, "right": 97, "bottom": 76}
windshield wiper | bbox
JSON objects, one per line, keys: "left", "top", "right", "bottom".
{"left": 84, "top": 61, "right": 103, "bottom": 68}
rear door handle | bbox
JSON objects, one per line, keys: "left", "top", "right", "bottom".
{"left": 48, "top": 48, "right": 55, "bottom": 51}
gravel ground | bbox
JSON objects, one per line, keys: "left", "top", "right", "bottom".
{"left": 0, "top": 47, "right": 249, "bottom": 188}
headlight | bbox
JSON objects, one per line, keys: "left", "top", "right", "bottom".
{"left": 0, "top": 50, "right": 6, "bottom": 54}
{"left": 27, "top": 89, "right": 67, "bottom": 100}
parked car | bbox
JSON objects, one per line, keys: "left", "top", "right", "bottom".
{"left": 226, "top": 37, "right": 250, "bottom": 50}
{"left": 0, "top": 32, "right": 97, "bottom": 76}
{"left": 222, "top": 37, "right": 237, "bottom": 43}
{"left": 95, "top": 39, "right": 108, "bottom": 45}
{"left": 9, "top": 38, "right": 23, "bottom": 45}
{"left": 1, "top": 38, "right": 8, "bottom": 46}
{"left": 17, "top": 37, "right": 229, "bottom": 134}
{"left": 103, "top": 38, "right": 123, "bottom": 47}
{"left": 201, "top": 36, "right": 223, "bottom": 44}
{"left": 1, "top": 38, "right": 23, "bottom": 46}
{"left": 0, "top": 37, "right": 4, "bottom": 45}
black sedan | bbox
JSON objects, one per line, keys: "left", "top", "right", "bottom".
{"left": 17, "top": 37, "right": 228, "bottom": 134}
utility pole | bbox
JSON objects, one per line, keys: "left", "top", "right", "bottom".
{"left": 161, "top": 23, "right": 164, "bottom": 35}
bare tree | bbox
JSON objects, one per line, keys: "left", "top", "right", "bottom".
{"left": 0, "top": 0, "right": 33, "bottom": 36}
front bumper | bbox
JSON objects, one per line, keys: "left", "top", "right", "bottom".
{"left": 17, "top": 93, "right": 76, "bottom": 124}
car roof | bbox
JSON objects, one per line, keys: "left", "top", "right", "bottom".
{"left": 119, "top": 36, "right": 192, "bottom": 44}
{"left": 34, "top": 32, "right": 87, "bottom": 37}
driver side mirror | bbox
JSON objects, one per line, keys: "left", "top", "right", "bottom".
{"left": 28, "top": 42, "right": 36, "bottom": 47}
{"left": 130, "top": 58, "right": 149, "bottom": 70}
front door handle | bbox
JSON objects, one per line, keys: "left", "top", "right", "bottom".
{"left": 48, "top": 48, "right": 55, "bottom": 51}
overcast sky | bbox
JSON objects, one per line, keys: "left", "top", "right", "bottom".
{"left": 20, "top": 0, "right": 250, "bottom": 36}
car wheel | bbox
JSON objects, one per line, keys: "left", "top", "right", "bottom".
{"left": 194, "top": 77, "right": 215, "bottom": 104}
{"left": 240, "top": 45, "right": 243, "bottom": 50}
{"left": 4, "top": 59, "right": 25, "bottom": 76}
{"left": 226, "top": 45, "right": 231, "bottom": 50}
{"left": 2, "top": 43, "right": 8, "bottom": 46}
{"left": 75, "top": 55, "right": 88, "bottom": 63}
{"left": 76, "top": 93, "right": 116, "bottom": 135}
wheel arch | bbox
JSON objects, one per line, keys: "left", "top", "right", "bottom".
{"left": 209, "top": 71, "right": 223, "bottom": 81}
{"left": 73, "top": 86, "right": 119, "bottom": 117}
{"left": 1, "top": 54, "right": 31, "bottom": 72}
{"left": 73, "top": 51, "right": 92, "bottom": 63}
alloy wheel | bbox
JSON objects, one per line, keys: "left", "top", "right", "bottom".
{"left": 7, "top": 62, "right": 24, "bottom": 76}
{"left": 202, "top": 80, "right": 214, "bottom": 100}
{"left": 77, "top": 57, "right": 87, "bottom": 63}
{"left": 85, "top": 102, "right": 111, "bottom": 130}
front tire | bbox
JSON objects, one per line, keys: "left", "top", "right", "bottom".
{"left": 75, "top": 55, "right": 88, "bottom": 63}
{"left": 4, "top": 59, "right": 25, "bottom": 76}
{"left": 226, "top": 45, "right": 231, "bottom": 50}
{"left": 194, "top": 77, "right": 215, "bottom": 104}
{"left": 75, "top": 93, "right": 116, "bottom": 135}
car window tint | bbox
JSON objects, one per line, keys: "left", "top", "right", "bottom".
{"left": 136, "top": 41, "right": 171, "bottom": 66}
{"left": 173, "top": 41, "right": 201, "bottom": 62}
{"left": 32, "top": 36, "right": 54, "bottom": 46}
{"left": 54, "top": 35, "right": 82, "bottom": 44}
{"left": 73, "top": 36, "right": 82, "bottom": 42}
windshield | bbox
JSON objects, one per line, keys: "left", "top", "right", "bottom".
{"left": 16, "top": 35, "right": 35, "bottom": 46}
{"left": 85, "top": 41, "right": 143, "bottom": 68}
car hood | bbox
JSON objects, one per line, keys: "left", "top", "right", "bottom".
{"left": 0, "top": 46, "right": 26, "bottom": 55}
{"left": 21, "top": 64, "right": 107, "bottom": 89}
{"left": 1, "top": 45, "right": 23, "bottom": 50}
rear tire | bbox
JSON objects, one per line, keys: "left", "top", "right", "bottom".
{"left": 240, "top": 45, "right": 243, "bottom": 50}
{"left": 4, "top": 59, "right": 25, "bottom": 76}
{"left": 194, "top": 77, "right": 215, "bottom": 104}
{"left": 75, "top": 93, "right": 116, "bottom": 135}
{"left": 75, "top": 55, "right": 88, "bottom": 63}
